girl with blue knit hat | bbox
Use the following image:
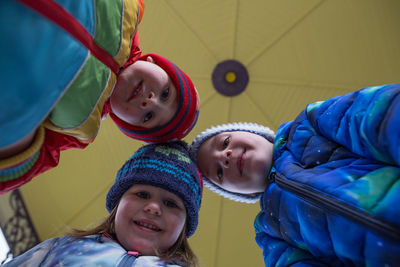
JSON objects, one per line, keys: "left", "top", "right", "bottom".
{"left": 0, "top": 0, "right": 199, "bottom": 194}
{"left": 190, "top": 84, "right": 400, "bottom": 266}
{"left": 4, "top": 141, "right": 203, "bottom": 267}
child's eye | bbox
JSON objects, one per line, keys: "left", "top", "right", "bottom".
{"left": 143, "top": 112, "right": 153, "bottom": 123}
{"left": 136, "top": 191, "right": 150, "bottom": 199}
{"left": 217, "top": 166, "right": 223, "bottom": 181}
{"left": 161, "top": 88, "right": 170, "bottom": 100}
{"left": 164, "top": 199, "right": 178, "bottom": 208}
{"left": 222, "top": 136, "right": 230, "bottom": 148}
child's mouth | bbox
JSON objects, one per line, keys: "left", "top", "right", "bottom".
{"left": 128, "top": 81, "right": 143, "bottom": 101}
{"left": 237, "top": 149, "right": 246, "bottom": 176}
{"left": 134, "top": 220, "right": 161, "bottom": 232}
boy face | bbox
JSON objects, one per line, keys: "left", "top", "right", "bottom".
{"left": 197, "top": 131, "right": 273, "bottom": 194}
{"left": 110, "top": 56, "right": 178, "bottom": 129}
{"left": 115, "top": 184, "right": 186, "bottom": 255}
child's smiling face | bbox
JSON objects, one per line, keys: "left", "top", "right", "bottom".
{"left": 114, "top": 184, "right": 186, "bottom": 255}
{"left": 110, "top": 56, "right": 178, "bottom": 129}
{"left": 197, "top": 131, "right": 273, "bottom": 195}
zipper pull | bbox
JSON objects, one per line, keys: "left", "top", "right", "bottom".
{"left": 269, "top": 171, "right": 276, "bottom": 182}
{"left": 127, "top": 251, "right": 139, "bottom": 257}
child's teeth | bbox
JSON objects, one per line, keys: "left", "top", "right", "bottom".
{"left": 134, "top": 84, "right": 140, "bottom": 96}
{"left": 137, "top": 221, "right": 160, "bottom": 231}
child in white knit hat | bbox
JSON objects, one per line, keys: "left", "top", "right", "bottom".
{"left": 190, "top": 122, "right": 274, "bottom": 203}
{"left": 189, "top": 84, "right": 400, "bottom": 266}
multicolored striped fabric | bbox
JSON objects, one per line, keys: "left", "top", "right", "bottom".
{"left": 0, "top": 0, "right": 142, "bottom": 148}
{"left": 0, "top": 127, "right": 44, "bottom": 182}
{"left": 0, "top": 0, "right": 143, "bottom": 193}
{"left": 109, "top": 53, "right": 200, "bottom": 143}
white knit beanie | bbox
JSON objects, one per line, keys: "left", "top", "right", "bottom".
{"left": 189, "top": 122, "right": 275, "bottom": 203}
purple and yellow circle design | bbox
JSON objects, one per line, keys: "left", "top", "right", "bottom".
{"left": 212, "top": 60, "right": 249, "bottom": 97}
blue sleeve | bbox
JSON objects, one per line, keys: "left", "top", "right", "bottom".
{"left": 3, "top": 238, "right": 58, "bottom": 266}
{"left": 305, "top": 84, "right": 400, "bottom": 166}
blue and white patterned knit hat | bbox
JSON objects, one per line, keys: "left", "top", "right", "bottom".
{"left": 189, "top": 122, "right": 275, "bottom": 204}
{"left": 106, "top": 141, "right": 203, "bottom": 237}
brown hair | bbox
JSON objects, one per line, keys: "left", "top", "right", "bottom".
{"left": 67, "top": 206, "right": 199, "bottom": 267}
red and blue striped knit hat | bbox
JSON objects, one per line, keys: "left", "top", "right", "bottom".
{"left": 106, "top": 141, "right": 203, "bottom": 237}
{"left": 109, "top": 53, "right": 200, "bottom": 143}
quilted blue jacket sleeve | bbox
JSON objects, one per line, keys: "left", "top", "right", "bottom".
{"left": 305, "top": 84, "right": 400, "bottom": 166}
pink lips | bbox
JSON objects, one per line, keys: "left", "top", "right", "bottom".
{"left": 128, "top": 80, "right": 143, "bottom": 101}
{"left": 237, "top": 149, "right": 246, "bottom": 175}
{"left": 134, "top": 219, "right": 161, "bottom": 233}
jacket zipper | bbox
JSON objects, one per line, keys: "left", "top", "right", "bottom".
{"left": 271, "top": 172, "right": 400, "bottom": 241}
{"left": 118, "top": 253, "right": 136, "bottom": 267}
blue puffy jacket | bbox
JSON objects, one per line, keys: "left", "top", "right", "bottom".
{"left": 254, "top": 84, "right": 400, "bottom": 266}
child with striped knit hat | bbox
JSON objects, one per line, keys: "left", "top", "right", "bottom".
{"left": 4, "top": 141, "right": 203, "bottom": 267}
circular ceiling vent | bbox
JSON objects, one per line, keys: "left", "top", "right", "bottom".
{"left": 212, "top": 59, "right": 249, "bottom": 97}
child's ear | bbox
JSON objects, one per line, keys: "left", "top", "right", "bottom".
{"left": 146, "top": 56, "right": 155, "bottom": 63}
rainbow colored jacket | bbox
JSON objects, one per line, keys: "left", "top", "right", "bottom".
{"left": 4, "top": 234, "right": 186, "bottom": 267}
{"left": 0, "top": 0, "right": 143, "bottom": 193}
{"left": 254, "top": 84, "right": 400, "bottom": 266}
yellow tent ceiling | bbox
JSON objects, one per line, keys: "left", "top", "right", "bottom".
{"left": 19, "top": 1, "right": 399, "bottom": 266}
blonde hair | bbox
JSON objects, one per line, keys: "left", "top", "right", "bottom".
{"left": 68, "top": 206, "right": 199, "bottom": 267}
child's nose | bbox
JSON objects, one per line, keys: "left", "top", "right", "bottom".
{"left": 219, "top": 150, "right": 232, "bottom": 167}
{"left": 141, "top": 91, "right": 156, "bottom": 108}
{"left": 147, "top": 91, "right": 155, "bottom": 99}
{"left": 144, "top": 201, "right": 161, "bottom": 216}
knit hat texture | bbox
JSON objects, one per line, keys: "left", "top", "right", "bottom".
{"left": 189, "top": 122, "right": 275, "bottom": 203}
{"left": 106, "top": 141, "right": 203, "bottom": 237}
{"left": 109, "top": 53, "right": 200, "bottom": 143}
